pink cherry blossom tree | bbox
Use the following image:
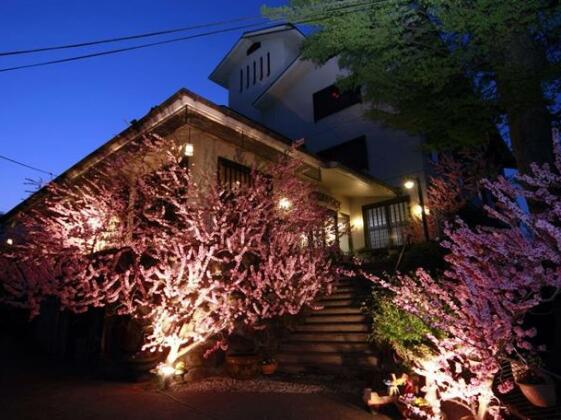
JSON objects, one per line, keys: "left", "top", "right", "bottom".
{"left": 0, "top": 134, "right": 339, "bottom": 370}
{"left": 363, "top": 143, "right": 561, "bottom": 418}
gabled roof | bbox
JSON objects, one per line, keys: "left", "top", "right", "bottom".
{"left": 209, "top": 23, "right": 305, "bottom": 88}
{"left": 0, "top": 88, "right": 397, "bottom": 223}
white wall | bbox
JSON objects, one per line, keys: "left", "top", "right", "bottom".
{"left": 254, "top": 57, "right": 428, "bottom": 191}
{"left": 221, "top": 32, "right": 431, "bottom": 250}
{"left": 227, "top": 37, "right": 300, "bottom": 122}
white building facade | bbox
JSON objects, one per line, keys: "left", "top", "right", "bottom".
{"left": 210, "top": 24, "right": 430, "bottom": 250}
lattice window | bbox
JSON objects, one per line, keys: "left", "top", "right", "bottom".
{"left": 363, "top": 198, "right": 411, "bottom": 249}
{"left": 217, "top": 157, "right": 252, "bottom": 189}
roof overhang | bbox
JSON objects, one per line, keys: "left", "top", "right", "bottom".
{"left": 320, "top": 162, "right": 396, "bottom": 198}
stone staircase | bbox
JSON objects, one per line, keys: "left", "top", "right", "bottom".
{"left": 277, "top": 278, "right": 378, "bottom": 375}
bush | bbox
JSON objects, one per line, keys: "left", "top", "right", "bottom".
{"left": 369, "top": 294, "right": 435, "bottom": 361}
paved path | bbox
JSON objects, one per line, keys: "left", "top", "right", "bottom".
{"left": 0, "top": 338, "right": 384, "bottom": 420}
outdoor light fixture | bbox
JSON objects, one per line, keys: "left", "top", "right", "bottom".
{"left": 403, "top": 176, "right": 430, "bottom": 241}
{"left": 352, "top": 217, "right": 364, "bottom": 229}
{"left": 183, "top": 143, "right": 194, "bottom": 157}
{"left": 403, "top": 179, "right": 415, "bottom": 190}
{"left": 278, "top": 197, "right": 292, "bottom": 210}
{"left": 157, "top": 364, "right": 176, "bottom": 377}
{"left": 6, "top": 238, "right": 13, "bottom": 246}
{"left": 412, "top": 204, "right": 429, "bottom": 218}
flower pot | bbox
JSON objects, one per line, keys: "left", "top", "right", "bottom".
{"left": 363, "top": 389, "right": 397, "bottom": 409}
{"left": 261, "top": 360, "right": 278, "bottom": 375}
{"left": 225, "top": 354, "right": 260, "bottom": 379}
{"left": 517, "top": 375, "right": 557, "bottom": 408}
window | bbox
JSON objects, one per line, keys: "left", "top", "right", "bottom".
{"left": 267, "top": 52, "right": 271, "bottom": 76}
{"left": 246, "top": 42, "right": 261, "bottom": 56}
{"left": 260, "top": 56, "right": 263, "bottom": 80}
{"left": 363, "top": 198, "right": 411, "bottom": 249}
{"left": 246, "top": 65, "right": 250, "bottom": 89}
{"left": 253, "top": 61, "right": 256, "bottom": 85}
{"left": 313, "top": 84, "right": 362, "bottom": 122}
{"left": 316, "top": 135, "right": 369, "bottom": 173}
{"left": 239, "top": 69, "right": 243, "bottom": 92}
{"left": 217, "top": 157, "right": 252, "bottom": 189}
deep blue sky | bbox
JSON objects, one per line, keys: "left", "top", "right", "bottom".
{"left": 0, "top": 0, "right": 286, "bottom": 213}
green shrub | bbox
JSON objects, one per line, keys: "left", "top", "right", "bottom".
{"left": 369, "top": 295, "right": 435, "bottom": 360}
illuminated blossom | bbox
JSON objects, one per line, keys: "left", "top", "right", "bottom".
{"left": 363, "top": 143, "right": 561, "bottom": 418}
{"left": 0, "top": 134, "right": 339, "bottom": 368}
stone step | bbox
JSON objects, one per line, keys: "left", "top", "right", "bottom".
{"left": 293, "top": 323, "right": 369, "bottom": 333}
{"left": 315, "top": 306, "right": 363, "bottom": 315}
{"left": 289, "top": 332, "right": 370, "bottom": 342}
{"left": 320, "top": 292, "right": 355, "bottom": 301}
{"left": 317, "top": 299, "right": 360, "bottom": 308}
{"left": 276, "top": 351, "right": 378, "bottom": 367}
{"left": 281, "top": 341, "right": 371, "bottom": 353}
{"left": 305, "top": 314, "right": 367, "bottom": 323}
{"left": 332, "top": 286, "right": 356, "bottom": 293}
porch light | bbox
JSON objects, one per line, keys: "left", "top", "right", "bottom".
{"left": 412, "top": 204, "right": 429, "bottom": 218}
{"left": 403, "top": 179, "right": 415, "bottom": 190}
{"left": 278, "top": 197, "right": 292, "bottom": 210}
{"left": 6, "top": 238, "right": 13, "bottom": 246}
{"left": 183, "top": 143, "right": 194, "bottom": 157}
{"left": 352, "top": 217, "right": 364, "bottom": 229}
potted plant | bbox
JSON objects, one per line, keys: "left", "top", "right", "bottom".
{"left": 255, "top": 321, "right": 281, "bottom": 375}
{"left": 225, "top": 333, "right": 260, "bottom": 379}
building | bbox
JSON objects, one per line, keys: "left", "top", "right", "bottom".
{"left": 0, "top": 87, "right": 401, "bottom": 366}
{"left": 210, "top": 24, "right": 430, "bottom": 249}
{"left": 1, "top": 88, "right": 400, "bottom": 253}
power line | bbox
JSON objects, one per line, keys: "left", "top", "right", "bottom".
{"left": 0, "top": 15, "right": 265, "bottom": 57}
{"left": 0, "top": 21, "right": 269, "bottom": 73}
{"left": 0, "top": 154, "right": 55, "bottom": 177}
{"left": 0, "top": 1, "right": 376, "bottom": 74}
{"left": 0, "top": 0, "right": 369, "bottom": 58}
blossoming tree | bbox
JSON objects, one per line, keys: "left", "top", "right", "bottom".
{"left": 364, "top": 144, "right": 561, "bottom": 418}
{"left": 0, "top": 134, "right": 338, "bottom": 370}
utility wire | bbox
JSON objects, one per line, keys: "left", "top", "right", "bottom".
{"left": 0, "top": 0, "right": 369, "bottom": 58}
{"left": 0, "top": 1, "right": 376, "bottom": 74}
{"left": 0, "top": 15, "right": 265, "bottom": 57}
{"left": 0, "top": 154, "right": 55, "bottom": 177}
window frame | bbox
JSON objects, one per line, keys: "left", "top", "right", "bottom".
{"left": 217, "top": 157, "right": 252, "bottom": 189}
{"left": 312, "top": 84, "right": 362, "bottom": 122}
{"left": 362, "top": 197, "right": 411, "bottom": 250}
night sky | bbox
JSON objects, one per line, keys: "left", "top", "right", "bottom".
{"left": 0, "top": 0, "right": 286, "bottom": 213}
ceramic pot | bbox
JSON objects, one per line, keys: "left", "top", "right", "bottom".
{"left": 517, "top": 375, "right": 557, "bottom": 408}
{"left": 261, "top": 360, "right": 278, "bottom": 375}
{"left": 225, "top": 354, "right": 259, "bottom": 379}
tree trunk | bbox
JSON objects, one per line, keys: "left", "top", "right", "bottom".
{"left": 497, "top": 32, "right": 553, "bottom": 173}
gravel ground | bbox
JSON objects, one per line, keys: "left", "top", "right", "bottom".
{"left": 171, "top": 373, "right": 363, "bottom": 394}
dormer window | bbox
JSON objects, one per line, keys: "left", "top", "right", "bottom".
{"left": 246, "top": 42, "right": 261, "bottom": 56}
{"left": 267, "top": 52, "right": 271, "bottom": 76}
{"left": 239, "top": 69, "right": 243, "bottom": 92}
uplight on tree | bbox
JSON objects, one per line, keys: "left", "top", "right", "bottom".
{"left": 278, "top": 197, "right": 292, "bottom": 210}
